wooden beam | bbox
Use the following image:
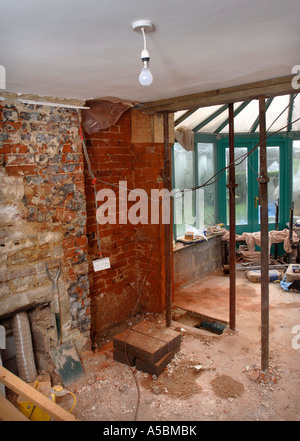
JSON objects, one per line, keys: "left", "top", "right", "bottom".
{"left": 136, "top": 75, "right": 295, "bottom": 113}
{"left": 0, "top": 394, "right": 29, "bottom": 421}
{"left": 0, "top": 366, "right": 77, "bottom": 421}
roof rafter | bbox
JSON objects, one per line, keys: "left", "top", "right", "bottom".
{"left": 287, "top": 93, "right": 296, "bottom": 132}
{"left": 174, "top": 109, "right": 198, "bottom": 127}
{"left": 214, "top": 101, "right": 251, "bottom": 133}
{"left": 192, "top": 104, "right": 228, "bottom": 132}
{"left": 250, "top": 97, "right": 274, "bottom": 133}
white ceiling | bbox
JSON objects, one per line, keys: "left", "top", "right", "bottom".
{"left": 1, "top": 0, "right": 299, "bottom": 104}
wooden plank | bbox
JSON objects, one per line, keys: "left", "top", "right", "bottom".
{"left": 0, "top": 393, "right": 29, "bottom": 421}
{"left": 113, "top": 329, "right": 168, "bottom": 364}
{"left": 136, "top": 75, "right": 295, "bottom": 113}
{"left": 131, "top": 109, "right": 152, "bottom": 143}
{"left": 0, "top": 366, "right": 77, "bottom": 421}
{"left": 153, "top": 113, "right": 175, "bottom": 143}
{"left": 131, "top": 109, "right": 175, "bottom": 143}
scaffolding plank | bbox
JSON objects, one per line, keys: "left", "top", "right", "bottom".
{"left": 0, "top": 366, "right": 77, "bottom": 421}
{"left": 0, "top": 394, "right": 29, "bottom": 421}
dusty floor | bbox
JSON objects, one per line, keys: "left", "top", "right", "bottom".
{"left": 50, "top": 268, "right": 300, "bottom": 422}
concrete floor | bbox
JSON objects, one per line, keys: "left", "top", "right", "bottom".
{"left": 173, "top": 269, "right": 260, "bottom": 324}
{"left": 46, "top": 268, "right": 300, "bottom": 422}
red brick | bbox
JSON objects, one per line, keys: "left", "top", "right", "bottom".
{"left": 83, "top": 108, "right": 166, "bottom": 335}
{"left": 5, "top": 164, "right": 38, "bottom": 176}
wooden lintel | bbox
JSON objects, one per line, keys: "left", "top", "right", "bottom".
{"left": 136, "top": 75, "right": 295, "bottom": 113}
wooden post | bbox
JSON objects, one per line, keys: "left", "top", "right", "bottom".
{"left": 258, "top": 97, "right": 270, "bottom": 373}
{"left": 228, "top": 103, "right": 236, "bottom": 330}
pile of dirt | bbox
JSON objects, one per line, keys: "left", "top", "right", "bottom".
{"left": 210, "top": 375, "right": 245, "bottom": 399}
{"left": 140, "top": 357, "right": 203, "bottom": 399}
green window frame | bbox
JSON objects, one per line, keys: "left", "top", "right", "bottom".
{"left": 172, "top": 131, "right": 300, "bottom": 241}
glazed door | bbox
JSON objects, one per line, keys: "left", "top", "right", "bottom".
{"left": 218, "top": 138, "right": 287, "bottom": 234}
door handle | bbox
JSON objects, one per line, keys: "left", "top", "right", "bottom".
{"left": 255, "top": 196, "right": 259, "bottom": 209}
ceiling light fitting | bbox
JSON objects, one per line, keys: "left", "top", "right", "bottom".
{"left": 132, "top": 20, "right": 154, "bottom": 86}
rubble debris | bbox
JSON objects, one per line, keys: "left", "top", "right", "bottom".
{"left": 244, "top": 365, "right": 282, "bottom": 386}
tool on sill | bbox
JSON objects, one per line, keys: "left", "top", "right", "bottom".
{"left": 46, "top": 263, "right": 85, "bottom": 387}
{"left": 46, "top": 263, "right": 61, "bottom": 343}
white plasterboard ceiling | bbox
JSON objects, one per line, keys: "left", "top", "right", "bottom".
{"left": 0, "top": 0, "right": 299, "bottom": 104}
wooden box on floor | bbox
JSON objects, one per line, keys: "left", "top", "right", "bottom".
{"left": 113, "top": 321, "right": 181, "bottom": 376}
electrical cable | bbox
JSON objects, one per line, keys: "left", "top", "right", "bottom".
{"left": 80, "top": 127, "right": 102, "bottom": 258}
{"left": 267, "top": 94, "right": 297, "bottom": 132}
{"left": 141, "top": 27, "right": 147, "bottom": 52}
{"left": 124, "top": 213, "right": 164, "bottom": 421}
{"left": 80, "top": 113, "right": 300, "bottom": 205}
{"left": 178, "top": 114, "right": 300, "bottom": 198}
{"left": 80, "top": 125, "right": 164, "bottom": 421}
{"left": 79, "top": 103, "right": 300, "bottom": 258}
{"left": 79, "top": 103, "right": 300, "bottom": 420}
{"left": 214, "top": 96, "right": 295, "bottom": 178}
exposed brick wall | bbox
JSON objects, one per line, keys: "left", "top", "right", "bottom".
{"left": 0, "top": 101, "right": 90, "bottom": 369}
{"left": 83, "top": 109, "right": 168, "bottom": 340}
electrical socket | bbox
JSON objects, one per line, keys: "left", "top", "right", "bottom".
{"left": 93, "top": 257, "right": 111, "bottom": 272}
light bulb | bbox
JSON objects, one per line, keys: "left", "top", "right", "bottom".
{"left": 132, "top": 21, "right": 155, "bottom": 86}
{"left": 139, "top": 66, "right": 153, "bottom": 86}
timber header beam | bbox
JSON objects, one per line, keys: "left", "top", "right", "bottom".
{"left": 136, "top": 75, "right": 295, "bottom": 113}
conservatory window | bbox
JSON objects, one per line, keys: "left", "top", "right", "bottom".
{"left": 172, "top": 142, "right": 216, "bottom": 240}
{"left": 293, "top": 140, "right": 300, "bottom": 218}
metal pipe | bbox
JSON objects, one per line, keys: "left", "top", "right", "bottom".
{"left": 228, "top": 103, "right": 236, "bottom": 331}
{"left": 288, "top": 203, "right": 294, "bottom": 264}
{"left": 163, "top": 112, "right": 172, "bottom": 327}
{"left": 274, "top": 199, "right": 279, "bottom": 259}
{"left": 12, "top": 311, "right": 37, "bottom": 383}
{"left": 258, "top": 97, "right": 270, "bottom": 373}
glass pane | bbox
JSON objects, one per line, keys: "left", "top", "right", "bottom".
{"left": 226, "top": 147, "right": 248, "bottom": 225}
{"left": 173, "top": 142, "right": 195, "bottom": 238}
{"left": 258, "top": 146, "right": 280, "bottom": 223}
{"left": 197, "top": 143, "right": 215, "bottom": 227}
{"left": 293, "top": 140, "right": 300, "bottom": 218}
